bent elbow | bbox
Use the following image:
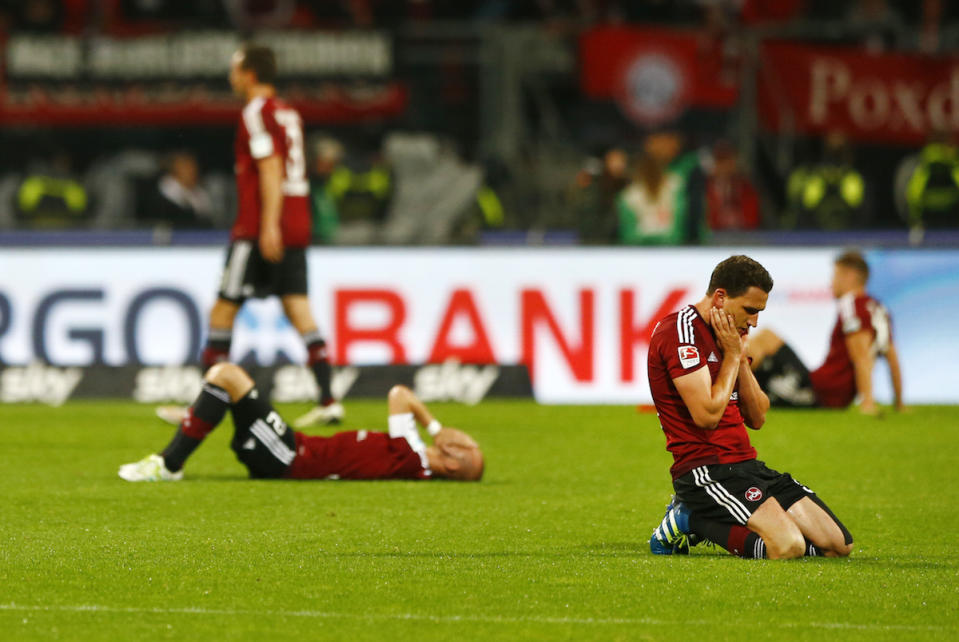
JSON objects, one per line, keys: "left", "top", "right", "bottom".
{"left": 746, "top": 415, "right": 766, "bottom": 430}
{"left": 691, "top": 412, "right": 721, "bottom": 430}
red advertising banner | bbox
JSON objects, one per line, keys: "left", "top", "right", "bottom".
{"left": 580, "top": 26, "right": 738, "bottom": 126}
{"left": 758, "top": 41, "right": 959, "bottom": 144}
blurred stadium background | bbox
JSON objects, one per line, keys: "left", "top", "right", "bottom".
{"left": 1, "top": 0, "right": 957, "bottom": 405}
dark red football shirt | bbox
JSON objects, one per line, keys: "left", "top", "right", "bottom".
{"left": 233, "top": 95, "right": 311, "bottom": 247}
{"left": 647, "top": 305, "right": 757, "bottom": 480}
{"left": 285, "top": 430, "right": 431, "bottom": 480}
{"left": 810, "top": 292, "right": 892, "bottom": 408}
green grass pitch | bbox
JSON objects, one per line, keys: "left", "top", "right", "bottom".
{"left": 1, "top": 400, "right": 957, "bottom": 641}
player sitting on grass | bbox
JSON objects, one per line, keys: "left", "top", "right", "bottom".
{"left": 646, "top": 255, "right": 853, "bottom": 559}
{"left": 120, "top": 363, "right": 483, "bottom": 483}
{"left": 745, "top": 250, "right": 904, "bottom": 415}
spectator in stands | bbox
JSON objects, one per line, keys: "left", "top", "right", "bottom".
{"left": 309, "top": 134, "right": 392, "bottom": 244}
{"left": 785, "top": 131, "right": 867, "bottom": 230}
{"left": 704, "top": 140, "right": 761, "bottom": 231}
{"left": 617, "top": 131, "right": 705, "bottom": 245}
{"left": 846, "top": 0, "right": 905, "bottom": 52}
{"left": 13, "top": 151, "right": 90, "bottom": 229}
{"left": 567, "top": 148, "right": 630, "bottom": 244}
{"left": 618, "top": 132, "right": 685, "bottom": 245}
{"left": 308, "top": 135, "right": 344, "bottom": 243}
{"left": 894, "top": 131, "right": 959, "bottom": 234}
{"left": 138, "top": 150, "right": 215, "bottom": 229}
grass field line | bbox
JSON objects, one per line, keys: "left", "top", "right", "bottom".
{"left": 0, "top": 603, "right": 951, "bottom": 632}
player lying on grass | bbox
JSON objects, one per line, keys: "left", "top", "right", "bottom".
{"left": 745, "top": 250, "right": 903, "bottom": 415}
{"left": 646, "top": 255, "right": 853, "bottom": 559}
{"left": 120, "top": 363, "right": 483, "bottom": 482}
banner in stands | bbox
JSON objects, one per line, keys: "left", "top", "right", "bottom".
{"left": 758, "top": 41, "right": 959, "bottom": 144}
{"left": 579, "top": 26, "right": 739, "bottom": 125}
{"left": 0, "top": 31, "right": 407, "bottom": 125}
{"left": 0, "top": 363, "right": 532, "bottom": 406}
{"left": 0, "top": 247, "right": 954, "bottom": 404}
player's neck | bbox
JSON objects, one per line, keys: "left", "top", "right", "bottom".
{"left": 246, "top": 84, "right": 276, "bottom": 102}
{"left": 694, "top": 297, "right": 714, "bottom": 327}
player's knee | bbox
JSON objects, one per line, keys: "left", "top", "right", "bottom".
{"left": 209, "top": 300, "right": 239, "bottom": 327}
{"left": 832, "top": 539, "right": 853, "bottom": 558}
{"left": 205, "top": 362, "right": 233, "bottom": 386}
{"left": 205, "top": 363, "right": 250, "bottom": 399}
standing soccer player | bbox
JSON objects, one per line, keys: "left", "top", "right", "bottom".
{"left": 646, "top": 255, "right": 853, "bottom": 559}
{"left": 158, "top": 44, "right": 342, "bottom": 428}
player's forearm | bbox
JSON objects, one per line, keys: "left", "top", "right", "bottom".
{"left": 887, "top": 346, "right": 904, "bottom": 407}
{"left": 737, "top": 360, "right": 768, "bottom": 429}
{"left": 852, "top": 355, "right": 874, "bottom": 405}
{"left": 258, "top": 159, "right": 283, "bottom": 230}
{"left": 701, "top": 356, "right": 740, "bottom": 426}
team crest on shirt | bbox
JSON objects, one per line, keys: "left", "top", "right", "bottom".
{"left": 678, "top": 346, "right": 700, "bottom": 368}
{"left": 745, "top": 487, "right": 763, "bottom": 502}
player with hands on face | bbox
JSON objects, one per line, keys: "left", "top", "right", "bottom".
{"left": 645, "top": 255, "right": 852, "bottom": 560}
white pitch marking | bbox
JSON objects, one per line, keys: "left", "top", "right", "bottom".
{"left": 0, "top": 603, "right": 950, "bottom": 632}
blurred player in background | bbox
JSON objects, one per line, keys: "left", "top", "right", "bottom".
{"left": 124, "top": 363, "right": 483, "bottom": 482}
{"left": 746, "top": 250, "right": 903, "bottom": 415}
{"left": 646, "top": 255, "right": 853, "bottom": 559}
{"left": 157, "top": 43, "right": 342, "bottom": 429}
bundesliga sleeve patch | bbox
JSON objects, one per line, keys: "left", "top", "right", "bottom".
{"left": 678, "top": 345, "right": 700, "bottom": 369}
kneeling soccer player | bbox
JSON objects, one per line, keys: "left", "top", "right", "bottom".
{"left": 120, "top": 363, "right": 483, "bottom": 482}
{"left": 645, "top": 255, "right": 853, "bottom": 559}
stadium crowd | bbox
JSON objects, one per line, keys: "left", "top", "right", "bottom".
{"left": 1, "top": 0, "right": 958, "bottom": 244}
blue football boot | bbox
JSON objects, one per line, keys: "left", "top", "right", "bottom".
{"left": 649, "top": 496, "right": 692, "bottom": 555}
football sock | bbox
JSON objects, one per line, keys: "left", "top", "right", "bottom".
{"left": 805, "top": 540, "right": 824, "bottom": 557}
{"left": 303, "top": 331, "right": 334, "bottom": 405}
{"left": 161, "top": 383, "right": 231, "bottom": 472}
{"left": 202, "top": 328, "right": 233, "bottom": 368}
{"left": 689, "top": 515, "right": 767, "bottom": 559}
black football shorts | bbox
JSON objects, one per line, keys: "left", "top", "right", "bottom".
{"left": 752, "top": 343, "right": 818, "bottom": 407}
{"left": 673, "top": 459, "right": 815, "bottom": 526}
{"left": 229, "top": 389, "right": 296, "bottom": 479}
{"left": 217, "top": 240, "right": 308, "bottom": 304}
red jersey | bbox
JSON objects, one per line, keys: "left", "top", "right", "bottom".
{"left": 233, "top": 95, "right": 311, "bottom": 247}
{"left": 810, "top": 292, "right": 892, "bottom": 408}
{"left": 647, "top": 305, "right": 757, "bottom": 480}
{"left": 285, "top": 430, "right": 431, "bottom": 481}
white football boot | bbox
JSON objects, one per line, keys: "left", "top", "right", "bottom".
{"left": 293, "top": 402, "right": 345, "bottom": 428}
{"left": 118, "top": 454, "right": 183, "bottom": 482}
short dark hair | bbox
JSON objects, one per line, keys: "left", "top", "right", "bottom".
{"left": 835, "top": 250, "right": 869, "bottom": 282}
{"left": 707, "top": 255, "right": 774, "bottom": 297}
{"left": 239, "top": 44, "right": 276, "bottom": 84}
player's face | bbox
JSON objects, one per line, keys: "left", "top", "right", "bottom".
{"left": 229, "top": 51, "right": 248, "bottom": 96}
{"left": 831, "top": 265, "right": 859, "bottom": 298}
{"left": 718, "top": 286, "right": 768, "bottom": 336}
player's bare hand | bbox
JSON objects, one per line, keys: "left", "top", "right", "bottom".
{"left": 260, "top": 226, "right": 284, "bottom": 263}
{"left": 859, "top": 400, "right": 882, "bottom": 417}
{"left": 434, "top": 427, "right": 478, "bottom": 450}
{"left": 710, "top": 307, "right": 742, "bottom": 358}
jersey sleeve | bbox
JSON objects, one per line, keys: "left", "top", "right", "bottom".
{"left": 838, "top": 293, "right": 867, "bottom": 334}
{"left": 660, "top": 322, "right": 704, "bottom": 379}
{"left": 242, "top": 99, "right": 281, "bottom": 160}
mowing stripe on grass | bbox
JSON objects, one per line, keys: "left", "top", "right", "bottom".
{"left": 0, "top": 603, "right": 951, "bottom": 632}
